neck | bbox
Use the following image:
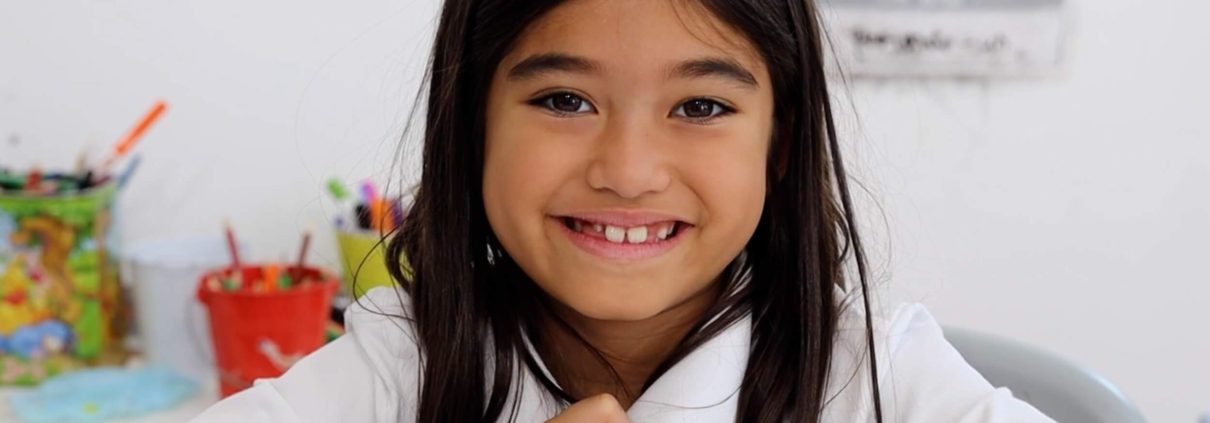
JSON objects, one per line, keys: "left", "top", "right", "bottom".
{"left": 536, "top": 283, "right": 722, "bottom": 409}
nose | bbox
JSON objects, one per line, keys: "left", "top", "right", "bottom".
{"left": 585, "top": 113, "right": 673, "bottom": 199}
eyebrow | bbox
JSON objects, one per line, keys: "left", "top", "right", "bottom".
{"left": 506, "top": 52, "right": 759, "bottom": 90}
{"left": 507, "top": 53, "right": 602, "bottom": 81}
{"left": 669, "top": 58, "right": 759, "bottom": 90}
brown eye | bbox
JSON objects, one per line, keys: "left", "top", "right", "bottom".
{"left": 683, "top": 99, "right": 715, "bottom": 117}
{"left": 539, "top": 92, "right": 594, "bottom": 114}
{"left": 673, "top": 98, "right": 732, "bottom": 121}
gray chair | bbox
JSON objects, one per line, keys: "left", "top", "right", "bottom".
{"left": 943, "top": 327, "right": 1147, "bottom": 423}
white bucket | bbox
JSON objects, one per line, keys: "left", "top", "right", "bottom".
{"left": 122, "top": 237, "right": 241, "bottom": 382}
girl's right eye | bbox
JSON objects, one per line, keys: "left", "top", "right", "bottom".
{"left": 529, "top": 92, "right": 596, "bottom": 115}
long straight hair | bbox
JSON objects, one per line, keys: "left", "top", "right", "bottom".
{"left": 384, "top": 0, "right": 885, "bottom": 421}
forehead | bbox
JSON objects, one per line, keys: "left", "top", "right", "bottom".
{"left": 500, "top": 0, "right": 768, "bottom": 82}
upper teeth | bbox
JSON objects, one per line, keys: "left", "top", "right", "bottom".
{"left": 656, "top": 226, "right": 670, "bottom": 240}
{"left": 626, "top": 226, "right": 647, "bottom": 244}
{"left": 590, "top": 222, "right": 676, "bottom": 244}
{"left": 604, "top": 225, "right": 625, "bottom": 243}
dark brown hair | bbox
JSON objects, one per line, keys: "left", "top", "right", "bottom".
{"left": 384, "top": 0, "right": 884, "bottom": 421}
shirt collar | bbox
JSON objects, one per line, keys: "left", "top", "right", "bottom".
{"left": 627, "top": 314, "right": 751, "bottom": 419}
{"left": 515, "top": 314, "right": 752, "bottom": 421}
{"left": 514, "top": 286, "right": 857, "bottom": 421}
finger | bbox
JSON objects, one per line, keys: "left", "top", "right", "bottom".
{"left": 546, "top": 393, "right": 630, "bottom": 423}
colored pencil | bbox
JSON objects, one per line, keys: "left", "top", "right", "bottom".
{"left": 224, "top": 221, "right": 243, "bottom": 276}
{"left": 293, "top": 230, "right": 312, "bottom": 283}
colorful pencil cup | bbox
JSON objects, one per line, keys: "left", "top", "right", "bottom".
{"left": 196, "top": 264, "right": 338, "bottom": 397}
{"left": 0, "top": 183, "right": 126, "bottom": 385}
{"left": 335, "top": 230, "right": 403, "bottom": 298}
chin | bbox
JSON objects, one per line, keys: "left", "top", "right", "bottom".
{"left": 568, "top": 299, "right": 664, "bottom": 322}
{"left": 549, "top": 276, "right": 680, "bottom": 322}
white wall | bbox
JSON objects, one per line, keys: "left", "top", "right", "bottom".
{"left": 0, "top": 0, "right": 436, "bottom": 270}
{"left": 839, "top": 2, "right": 1210, "bottom": 421}
{"left": 1, "top": 0, "right": 1205, "bottom": 421}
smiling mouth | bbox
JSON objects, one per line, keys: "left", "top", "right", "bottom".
{"left": 558, "top": 216, "right": 688, "bottom": 244}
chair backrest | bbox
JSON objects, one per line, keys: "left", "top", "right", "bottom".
{"left": 943, "top": 327, "right": 1147, "bottom": 423}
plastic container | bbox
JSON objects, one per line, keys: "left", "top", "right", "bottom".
{"left": 334, "top": 230, "right": 400, "bottom": 298}
{"left": 122, "top": 236, "right": 238, "bottom": 382}
{"left": 196, "top": 265, "right": 338, "bottom": 397}
{"left": 0, "top": 183, "right": 125, "bottom": 385}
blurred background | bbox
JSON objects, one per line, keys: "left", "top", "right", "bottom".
{"left": 0, "top": 0, "right": 1205, "bottom": 421}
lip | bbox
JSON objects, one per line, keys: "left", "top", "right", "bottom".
{"left": 556, "top": 210, "right": 692, "bottom": 227}
{"left": 550, "top": 216, "right": 691, "bottom": 261}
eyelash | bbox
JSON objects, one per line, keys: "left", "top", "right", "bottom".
{"left": 526, "top": 91, "right": 736, "bottom": 124}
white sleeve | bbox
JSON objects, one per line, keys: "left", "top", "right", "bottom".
{"left": 187, "top": 334, "right": 396, "bottom": 423}
{"left": 189, "top": 287, "right": 418, "bottom": 423}
{"left": 880, "top": 304, "right": 1056, "bottom": 423}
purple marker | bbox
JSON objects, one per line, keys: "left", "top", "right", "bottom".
{"left": 360, "top": 180, "right": 378, "bottom": 204}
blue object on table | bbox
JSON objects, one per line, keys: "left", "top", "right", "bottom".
{"left": 8, "top": 366, "right": 198, "bottom": 422}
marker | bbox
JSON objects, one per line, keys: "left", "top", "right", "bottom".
{"left": 116, "top": 154, "right": 142, "bottom": 190}
{"left": 223, "top": 276, "right": 241, "bottom": 292}
{"left": 278, "top": 273, "right": 294, "bottom": 290}
{"left": 0, "top": 171, "right": 24, "bottom": 190}
{"left": 327, "top": 178, "right": 350, "bottom": 201}
{"left": 359, "top": 180, "right": 378, "bottom": 205}
{"left": 79, "top": 170, "right": 95, "bottom": 190}
{"left": 327, "top": 178, "right": 356, "bottom": 232}
{"left": 205, "top": 276, "right": 222, "bottom": 291}
{"left": 354, "top": 204, "right": 371, "bottom": 230}
{"left": 97, "top": 100, "right": 168, "bottom": 177}
{"left": 360, "top": 180, "right": 383, "bottom": 232}
{"left": 370, "top": 198, "right": 386, "bottom": 233}
{"left": 25, "top": 167, "right": 41, "bottom": 191}
{"left": 263, "top": 263, "right": 280, "bottom": 293}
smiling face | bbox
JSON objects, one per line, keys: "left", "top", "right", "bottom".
{"left": 482, "top": 0, "right": 774, "bottom": 321}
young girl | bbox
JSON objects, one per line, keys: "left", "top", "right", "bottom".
{"left": 194, "top": 0, "right": 1053, "bottom": 421}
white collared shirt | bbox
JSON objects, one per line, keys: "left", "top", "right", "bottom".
{"left": 191, "top": 287, "right": 1054, "bottom": 422}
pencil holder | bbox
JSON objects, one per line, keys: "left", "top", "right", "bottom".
{"left": 0, "top": 183, "right": 127, "bottom": 385}
{"left": 196, "top": 264, "right": 338, "bottom": 398}
{"left": 335, "top": 230, "right": 403, "bottom": 298}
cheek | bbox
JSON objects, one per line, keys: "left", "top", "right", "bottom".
{"left": 679, "top": 127, "right": 770, "bottom": 238}
{"left": 482, "top": 107, "right": 584, "bottom": 250}
{"left": 703, "top": 165, "right": 766, "bottom": 227}
{"left": 688, "top": 159, "right": 766, "bottom": 274}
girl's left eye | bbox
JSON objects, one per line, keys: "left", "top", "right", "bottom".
{"left": 672, "top": 98, "right": 734, "bottom": 121}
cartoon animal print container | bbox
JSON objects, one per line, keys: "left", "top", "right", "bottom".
{"left": 0, "top": 183, "right": 127, "bottom": 385}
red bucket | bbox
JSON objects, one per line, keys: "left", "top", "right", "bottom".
{"left": 196, "top": 264, "right": 338, "bottom": 397}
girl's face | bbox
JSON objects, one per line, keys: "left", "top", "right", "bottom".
{"left": 483, "top": 0, "right": 774, "bottom": 321}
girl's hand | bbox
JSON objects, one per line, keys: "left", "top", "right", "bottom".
{"left": 546, "top": 394, "right": 631, "bottom": 423}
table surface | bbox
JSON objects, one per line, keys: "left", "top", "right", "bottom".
{"left": 0, "top": 382, "right": 219, "bottom": 423}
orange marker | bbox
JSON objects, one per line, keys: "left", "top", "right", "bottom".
{"left": 99, "top": 100, "right": 168, "bottom": 174}
{"left": 380, "top": 199, "right": 399, "bottom": 233}
{"left": 383, "top": 200, "right": 402, "bottom": 233}
{"left": 263, "top": 263, "right": 280, "bottom": 293}
{"left": 370, "top": 198, "right": 386, "bottom": 234}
